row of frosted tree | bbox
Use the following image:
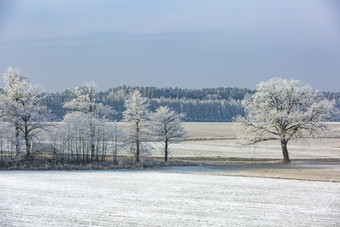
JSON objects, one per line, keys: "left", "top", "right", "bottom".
{"left": 1, "top": 67, "right": 338, "bottom": 164}
{"left": 0, "top": 68, "right": 186, "bottom": 163}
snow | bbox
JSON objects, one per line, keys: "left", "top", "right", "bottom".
{"left": 1, "top": 169, "right": 339, "bottom": 226}
{"left": 147, "top": 138, "right": 340, "bottom": 160}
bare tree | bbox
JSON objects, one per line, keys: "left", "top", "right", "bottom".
{"left": 122, "top": 90, "right": 151, "bottom": 162}
{"left": 236, "top": 78, "right": 336, "bottom": 163}
{"left": 63, "top": 82, "right": 114, "bottom": 162}
{"left": 0, "top": 67, "right": 48, "bottom": 156}
{"left": 151, "top": 106, "right": 187, "bottom": 161}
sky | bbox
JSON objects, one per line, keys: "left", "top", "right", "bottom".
{"left": 0, "top": 0, "right": 339, "bottom": 92}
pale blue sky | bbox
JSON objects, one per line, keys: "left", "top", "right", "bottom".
{"left": 0, "top": 0, "right": 339, "bottom": 92}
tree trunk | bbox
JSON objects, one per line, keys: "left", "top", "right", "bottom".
{"left": 24, "top": 125, "right": 30, "bottom": 156}
{"left": 136, "top": 141, "right": 140, "bottom": 162}
{"left": 75, "top": 127, "right": 79, "bottom": 163}
{"left": 280, "top": 139, "right": 290, "bottom": 163}
{"left": 0, "top": 140, "right": 3, "bottom": 161}
{"left": 96, "top": 143, "right": 99, "bottom": 162}
{"left": 25, "top": 137, "right": 30, "bottom": 156}
{"left": 15, "top": 125, "right": 20, "bottom": 155}
{"left": 91, "top": 143, "right": 95, "bottom": 162}
{"left": 114, "top": 117, "right": 118, "bottom": 164}
{"left": 101, "top": 138, "right": 105, "bottom": 162}
{"left": 90, "top": 124, "right": 95, "bottom": 162}
{"left": 135, "top": 121, "right": 140, "bottom": 162}
{"left": 114, "top": 135, "right": 117, "bottom": 164}
{"left": 164, "top": 139, "right": 168, "bottom": 162}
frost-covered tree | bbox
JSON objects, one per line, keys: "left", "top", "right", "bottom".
{"left": 151, "top": 106, "right": 187, "bottom": 161}
{"left": 63, "top": 82, "right": 114, "bottom": 162}
{"left": 236, "top": 78, "right": 336, "bottom": 163}
{"left": 122, "top": 90, "right": 150, "bottom": 162}
{"left": 0, "top": 67, "right": 48, "bottom": 156}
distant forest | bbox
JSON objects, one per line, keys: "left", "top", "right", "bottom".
{"left": 42, "top": 86, "right": 340, "bottom": 122}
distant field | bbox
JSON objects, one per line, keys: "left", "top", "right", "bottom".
{"left": 145, "top": 122, "right": 340, "bottom": 182}
{"left": 183, "top": 122, "right": 340, "bottom": 139}
{"left": 183, "top": 122, "right": 239, "bottom": 138}
{"left": 139, "top": 122, "right": 340, "bottom": 161}
{"left": 36, "top": 122, "right": 340, "bottom": 163}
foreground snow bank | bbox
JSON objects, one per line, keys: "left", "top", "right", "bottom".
{"left": 0, "top": 169, "right": 339, "bottom": 226}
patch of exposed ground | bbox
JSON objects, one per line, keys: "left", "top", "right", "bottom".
{"left": 132, "top": 156, "right": 340, "bottom": 182}
{"left": 164, "top": 159, "right": 340, "bottom": 182}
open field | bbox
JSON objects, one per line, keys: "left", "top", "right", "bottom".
{"left": 118, "top": 122, "right": 339, "bottom": 182}
{"left": 183, "top": 122, "right": 340, "bottom": 139}
{"left": 0, "top": 170, "right": 339, "bottom": 226}
{"left": 1, "top": 123, "right": 340, "bottom": 226}
{"left": 103, "top": 122, "right": 340, "bottom": 162}
{"left": 140, "top": 122, "right": 340, "bottom": 161}
{"left": 32, "top": 122, "right": 340, "bottom": 181}
{"left": 168, "top": 123, "right": 340, "bottom": 182}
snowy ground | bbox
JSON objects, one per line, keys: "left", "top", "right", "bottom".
{"left": 118, "top": 122, "right": 340, "bottom": 160}
{"left": 164, "top": 138, "right": 340, "bottom": 160}
{"left": 131, "top": 137, "right": 340, "bottom": 163}
{"left": 0, "top": 169, "right": 340, "bottom": 226}
{"left": 1, "top": 123, "right": 339, "bottom": 226}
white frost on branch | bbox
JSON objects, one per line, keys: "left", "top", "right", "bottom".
{"left": 122, "top": 90, "right": 151, "bottom": 162}
{"left": 0, "top": 67, "right": 48, "bottom": 156}
{"left": 150, "top": 106, "right": 187, "bottom": 161}
{"left": 63, "top": 82, "right": 115, "bottom": 161}
{"left": 236, "top": 78, "right": 337, "bottom": 162}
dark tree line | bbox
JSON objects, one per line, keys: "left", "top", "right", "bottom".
{"left": 103, "top": 86, "right": 252, "bottom": 100}
{"left": 41, "top": 86, "right": 251, "bottom": 122}
{"left": 41, "top": 86, "right": 340, "bottom": 122}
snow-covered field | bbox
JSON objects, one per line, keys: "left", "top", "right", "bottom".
{"left": 38, "top": 122, "right": 340, "bottom": 161}
{"left": 1, "top": 169, "right": 339, "bottom": 226}
{"left": 163, "top": 138, "right": 340, "bottom": 160}
{"left": 1, "top": 123, "right": 339, "bottom": 226}
{"left": 148, "top": 122, "right": 340, "bottom": 160}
